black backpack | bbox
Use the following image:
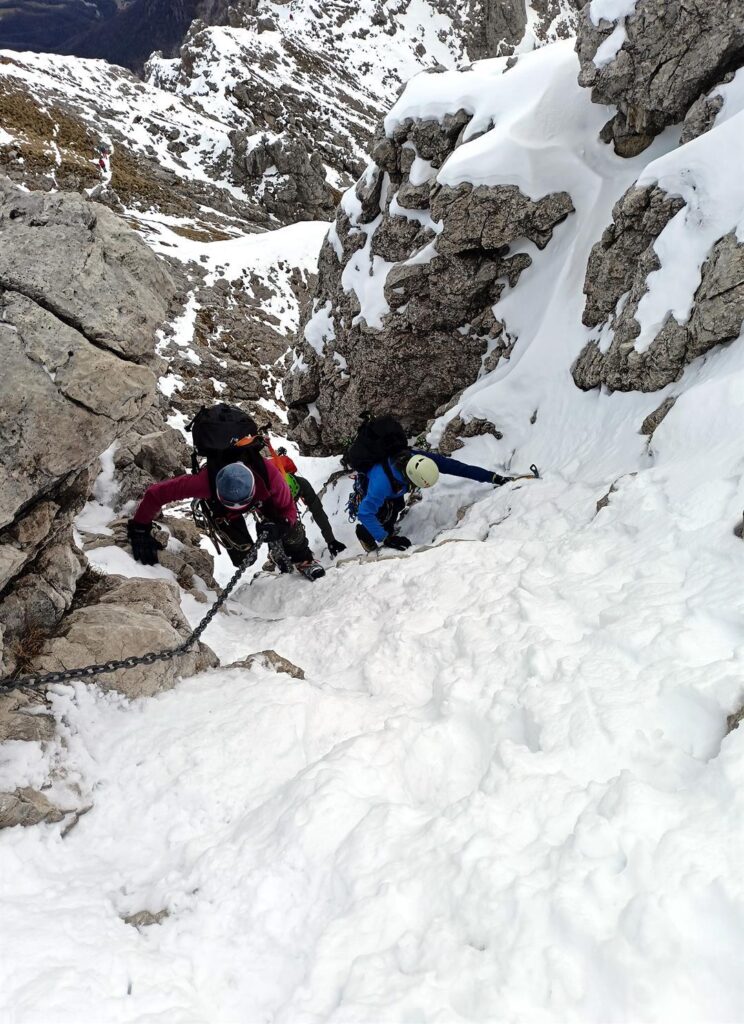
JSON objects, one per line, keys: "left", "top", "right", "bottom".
{"left": 186, "top": 403, "right": 268, "bottom": 486}
{"left": 343, "top": 415, "right": 409, "bottom": 475}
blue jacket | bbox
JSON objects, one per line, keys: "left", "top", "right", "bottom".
{"left": 357, "top": 449, "right": 494, "bottom": 543}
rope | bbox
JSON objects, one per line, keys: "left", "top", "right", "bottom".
{"left": 0, "top": 546, "right": 262, "bottom": 694}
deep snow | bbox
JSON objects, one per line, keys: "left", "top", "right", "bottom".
{"left": 2, "top": 37, "right": 744, "bottom": 1024}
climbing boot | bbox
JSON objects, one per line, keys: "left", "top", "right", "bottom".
{"left": 295, "top": 560, "right": 325, "bottom": 582}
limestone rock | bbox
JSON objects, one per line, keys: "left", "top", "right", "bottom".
{"left": 596, "top": 481, "right": 619, "bottom": 514}
{"left": 158, "top": 517, "right": 218, "bottom": 599}
{"left": 575, "top": 225, "right": 744, "bottom": 393}
{"left": 112, "top": 410, "right": 192, "bottom": 510}
{"left": 576, "top": 0, "right": 744, "bottom": 154}
{"left": 232, "top": 132, "right": 340, "bottom": 222}
{"left": 640, "top": 396, "right": 676, "bottom": 437}
{"left": 0, "top": 178, "right": 178, "bottom": 681}
{"left": 0, "top": 292, "right": 154, "bottom": 530}
{"left": 433, "top": 183, "right": 574, "bottom": 254}
{"left": 595, "top": 473, "right": 636, "bottom": 515}
{"left": 0, "top": 690, "right": 56, "bottom": 743}
{"left": 439, "top": 415, "right": 503, "bottom": 456}
{"left": 123, "top": 909, "right": 170, "bottom": 928}
{"left": 0, "top": 178, "right": 178, "bottom": 362}
{"left": 228, "top": 649, "right": 306, "bottom": 680}
{"left": 82, "top": 514, "right": 218, "bottom": 600}
{"left": 0, "top": 540, "right": 86, "bottom": 670}
{"left": 0, "top": 787, "right": 66, "bottom": 829}
{"left": 463, "top": 0, "right": 528, "bottom": 59}
{"left": 29, "top": 575, "right": 218, "bottom": 699}
{"left": 0, "top": 469, "right": 92, "bottom": 678}
{"left": 465, "top": 0, "right": 582, "bottom": 60}
{"left": 680, "top": 90, "right": 726, "bottom": 146}
{"left": 581, "top": 185, "right": 685, "bottom": 330}
{"left": 285, "top": 114, "right": 574, "bottom": 452}
{"left": 726, "top": 705, "right": 744, "bottom": 734}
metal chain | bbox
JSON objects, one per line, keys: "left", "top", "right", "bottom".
{"left": 0, "top": 546, "right": 263, "bottom": 694}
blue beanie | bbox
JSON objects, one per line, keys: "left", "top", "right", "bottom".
{"left": 215, "top": 463, "right": 255, "bottom": 509}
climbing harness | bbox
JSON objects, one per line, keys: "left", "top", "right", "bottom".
{"left": 0, "top": 531, "right": 275, "bottom": 694}
{"left": 191, "top": 499, "right": 257, "bottom": 556}
{"left": 345, "top": 473, "right": 367, "bottom": 522}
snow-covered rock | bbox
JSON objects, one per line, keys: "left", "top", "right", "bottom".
{"left": 0, "top": 49, "right": 269, "bottom": 231}
{"left": 285, "top": 45, "right": 581, "bottom": 450}
{"left": 576, "top": 0, "right": 744, "bottom": 155}
{"left": 151, "top": 0, "right": 584, "bottom": 222}
{"left": 574, "top": 79, "right": 744, "bottom": 392}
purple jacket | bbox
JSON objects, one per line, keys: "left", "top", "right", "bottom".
{"left": 132, "top": 459, "right": 297, "bottom": 526}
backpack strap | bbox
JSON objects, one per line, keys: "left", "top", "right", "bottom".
{"left": 383, "top": 451, "right": 410, "bottom": 491}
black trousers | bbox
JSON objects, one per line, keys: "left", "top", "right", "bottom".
{"left": 213, "top": 513, "right": 312, "bottom": 567}
{"left": 355, "top": 496, "right": 405, "bottom": 550}
{"left": 295, "top": 476, "right": 336, "bottom": 547}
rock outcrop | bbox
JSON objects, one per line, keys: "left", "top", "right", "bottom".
{"left": 438, "top": 415, "right": 503, "bottom": 456}
{"left": 231, "top": 131, "right": 343, "bottom": 223}
{"left": 576, "top": 0, "right": 744, "bottom": 155}
{"left": 466, "top": 0, "right": 582, "bottom": 59}
{"left": 284, "top": 110, "right": 573, "bottom": 452}
{"left": 29, "top": 575, "right": 217, "bottom": 698}
{"left": 0, "top": 787, "right": 67, "bottom": 829}
{"left": 156, "top": 258, "right": 314, "bottom": 426}
{"left": 573, "top": 0, "right": 744, "bottom": 392}
{"left": 573, "top": 185, "right": 744, "bottom": 392}
{"left": 579, "top": 185, "right": 685, "bottom": 332}
{"left": 0, "top": 178, "right": 178, "bottom": 681}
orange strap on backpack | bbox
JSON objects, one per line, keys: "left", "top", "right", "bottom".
{"left": 261, "top": 437, "right": 291, "bottom": 482}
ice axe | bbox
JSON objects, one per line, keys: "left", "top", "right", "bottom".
{"left": 511, "top": 464, "right": 540, "bottom": 481}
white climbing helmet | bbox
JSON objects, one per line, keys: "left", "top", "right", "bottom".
{"left": 405, "top": 454, "right": 440, "bottom": 489}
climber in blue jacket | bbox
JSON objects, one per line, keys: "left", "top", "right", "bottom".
{"left": 355, "top": 449, "right": 512, "bottom": 552}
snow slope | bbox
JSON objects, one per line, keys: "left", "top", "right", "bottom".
{"left": 2, "top": 37, "right": 744, "bottom": 1024}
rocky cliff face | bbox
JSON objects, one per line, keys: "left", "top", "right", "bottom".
{"left": 576, "top": 0, "right": 744, "bottom": 156}
{"left": 465, "top": 0, "right": 582, "bottom": 58}
{"left": 0, "top": 178, "right": 214, "bottom": 715}
{"left": 283, "top": 0, "right": 744, "bottom": 454}
{"left": 283, "top": 56, "right": 575, "bottom": 452}
{"left": 147, "top": 0, "right": 470, "bottom": 224}
{"left": 572, "top": 3, "right": 744, "bottom": 395}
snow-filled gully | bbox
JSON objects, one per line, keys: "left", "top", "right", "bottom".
{"left": 2, "top": 444, "right": 744, "bottom": 1021}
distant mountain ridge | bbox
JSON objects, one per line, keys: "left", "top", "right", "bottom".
{"left": 1, "top": 0, "right": 118, "bottom": 57}
{"left": 0, "top": 0, "right": 222, "bottom": 71}
{"left": 0, "top": 0, "right": 581, "bottom": 73}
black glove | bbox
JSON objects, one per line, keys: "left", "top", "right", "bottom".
{"left": 384, "top": 535, "right": 411, "bottom": 551}
{"left": 127, "top": 520, "right": 164, "bottom": 565}
{"left": 257, "top": 521, "right": 284, "bottom": 544}
{"left": 327, "top": 539, "right": 346, "bottom": 558}
{"left": 492, "top": 473, "right": 510, "bottom": 486}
